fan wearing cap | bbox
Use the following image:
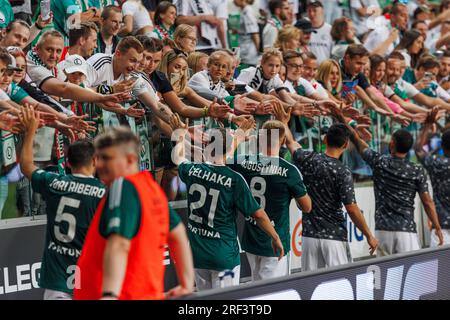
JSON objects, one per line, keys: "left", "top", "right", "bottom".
{"left": 294, "top": 19, "right": 316, "bottom": 54}
{"left": 306, "top": 0, "right": 332, "bottom": 64}
{"left": 62, "top": 55, "right": 89, "bottom": 87}
{"left": 263, "top": 0, "right": 291, "bottom": 49}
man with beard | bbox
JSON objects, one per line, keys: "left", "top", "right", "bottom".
{"left": 95, "top": 6, "right": 122, "bottom": 55}
{"left": 386, "top": 51, "right": 450, "bottom": 112}
{"left": 364, "top": 2, "right": 409, "bottom": 56}
{"left": 263, "top": 0, "right": 291, "bottom": 49}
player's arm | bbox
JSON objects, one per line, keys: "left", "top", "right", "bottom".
{"left": 18, "top": 105, "right": 39, "bottom": 180}
{"left": 102, "top": 233, "right": 131, "bottom": 299}
{"left": 228, "top": 116, "right": 256, "bottom": 158}
{"left": 166, "top": 223, "right": 194, "bottom": 298}
{"left": 330, "top": 104, "right": 370, "bottom": 155}
{"left": 419, "top": 192, "right": 444, "bottom": 246}
{"left": 251, "top": 208, "right": 284, "bottom": 260}
{"left": 272, "top": 99, "right": 301, "bottom": 154}
{"left": 170, "top": 114, "right": 190, "bottom": 166}
{"left": 345, "top": 203, "right": 378, "bottom": 255}
{"left": 295, "top": 195, "right": 312, "bottom": 213}
{"left": 415, "top": 108, "right": 438, "bottom": 161}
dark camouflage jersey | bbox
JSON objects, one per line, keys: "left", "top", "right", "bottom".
{"left": 419, "top": 154, "right": 450, "bottom": 229}
{"left": 293, "top": 149, "right": 356, "bottom": 241}
{"left": 362, "top": 149, "right": 429, "bottom": 233}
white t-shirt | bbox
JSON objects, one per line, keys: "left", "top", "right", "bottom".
{"left": 313, "top": 81, "right": 329, "bottom": 99}
{"left": 237, "top": 66, "right": 286, "bottom": 94}
{"left": 175, "top": 0, "right": 228, "bottom": 50}
{"left": 436, "top": 83, "right": 450, "bottom": 102}
{"left": 26, "top": 50, "right": 57, "bottom": 89}
{"left": 364, "top": 17, "right": 398, "bottom": 56}
{"left": 262, "top": 23, "right": 278, "bottom": 49}
{"left": 188, "top": 70, "right": 230, "bottom": 98}
{"left": 309, "top": 22, "right": 332, "bottom": 64}
{"left": 284, "top": 77, "right": 316, "bottom": 97}
{"left": 350, "top": 0, "right": 380, "bottom": 36}
{"left": 239, "top": 5, "right": 260, "bottom": 65}
{"left": 86, "top": 53, "right": 158, "bottom": 126}
{"left": 86, "top": 53, "right": 154, "bottom": 97}
{"left": 122, "top": 1, "right": 153, "bottom": 35}
{"left": 0, "top": 89, "right": 10, "bottom": 101}
{"left": 395, "top": 78, "right": 420, "bottom": 99}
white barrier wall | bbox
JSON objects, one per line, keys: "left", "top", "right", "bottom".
{"left": 289, "top": 186, "right": 429, "bottom": 271}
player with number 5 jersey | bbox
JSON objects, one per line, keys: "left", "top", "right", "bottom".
{"left": 172, "top": 115, "right": 284, "bottom": 290}
{"left": 18, "top": 106, "right": 106, "bottom": 300}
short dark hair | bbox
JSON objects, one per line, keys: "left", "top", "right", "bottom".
{"left": 302, "top": 51, "right": 317, "bottom": 61}
{"left": 388, "top": 50, "right": 406, "bottom": 61}
{"left": 6, "top": 20, "right": 30, "bottom": 33}
{"left": 117, "top": 36, "right": 144, "bottom": 54}
{"left": 392, "top": 129, "right": 414, "bottom": 153}
{"left": 68, "top": 22, "right": 98, "bottom": 47}
{"left": 391, "top": 2, "right": 407, "bottom": 15}
{"left": 268, "top": 0, "right": 284, "bottom": 15}
{"left": 0, "top": 48, "right": 12, "bottom": 65}
{"left": 442, "top": 130, "right": 450, "bottom": 151}
{"left": 67, "top": 140, "right": 95, "bottom": 169}
{"left": 326, "top": 124, "right": 351, "bottom": 148}
{"left": 137, "top": 35, "right": 164, "bottom": 53}
{"left": 412, "top": 20, "right": 427, "bottom": 29}
{"left": 443, "top": 50, "right": 450, "bottom": 59}
{"left": 417, "top": 56, "right": 440, "bottom": 70}
{"left": 283, "top": 50, "right": 303, "bottom": 62}
{"left": 101, "top": 5, "right": 122, "bottom": 20}
{"left": 345, "top": 44, "right": 369, "bottom": 59}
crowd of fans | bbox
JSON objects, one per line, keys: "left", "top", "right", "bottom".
{"left": 0, "top": 0, "right": 450, "bottom": 296}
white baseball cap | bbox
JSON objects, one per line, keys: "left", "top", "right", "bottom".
{"left": 63, "top": 54, "right": 88, "bottom": 76}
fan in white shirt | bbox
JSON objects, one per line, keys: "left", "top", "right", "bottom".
{"left": 364, "top": 2, "right": 409, "bottom": 57}
{"left": 306, "top": 1, "right": 332, "bottom": 64}
{"left": 86, "top": 37, "right": 177, "bottom": 129}
{"left": 120, "top": 0, "right": 154, "bottom": 36}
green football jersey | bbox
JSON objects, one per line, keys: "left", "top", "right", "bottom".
{"left": 229, "top": 154, "right": 307, "bottom": 257}
{"left": 31, "top": 170, "right": 106, "bottom": 294}
{"left": 51, "top": 0, "right": 82, "bottom": 41}
{"left": 178, "top": 161, "right": 260, "bottom": 271}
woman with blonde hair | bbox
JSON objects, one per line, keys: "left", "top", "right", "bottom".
{"left": 274, "top": 25, "right": 302, "bottom": 53}
{"left": 315, "top": 59, "right": 343, "bottom": 99}
{"left": 173, "top": 24, "right": 197, "bottom": 55}
{"left": 187, "top": 51, "right": 209, "bottom": 75}
{"left": 157, "top": 49, "right": 217, "bottom": 108}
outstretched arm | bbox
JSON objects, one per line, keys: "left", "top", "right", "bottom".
{"left": 18, "top": 106, "right": 40, "bottom": 180}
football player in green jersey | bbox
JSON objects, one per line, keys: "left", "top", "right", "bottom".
{"left": 19, "top": 106, "right": 106, "bottom": 300}
{"left": 229, "top": 100, "right": 312, "bottom": 281}
{"left": 172, "top": 114, "right": 284, "bottom": 290}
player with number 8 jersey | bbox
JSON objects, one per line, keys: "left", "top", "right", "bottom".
{"left": 229, "top": 119, "right": 312, "bottom": 280}
{"left": 18, "top": 106, "right": 106, "bottom": 299}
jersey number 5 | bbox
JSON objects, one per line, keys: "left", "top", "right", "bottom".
{"left": 188, "top": 183, "right": 219, "bottom": 228}
{"left": 54, "top": 196, "right": 80, "bottom": 243}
